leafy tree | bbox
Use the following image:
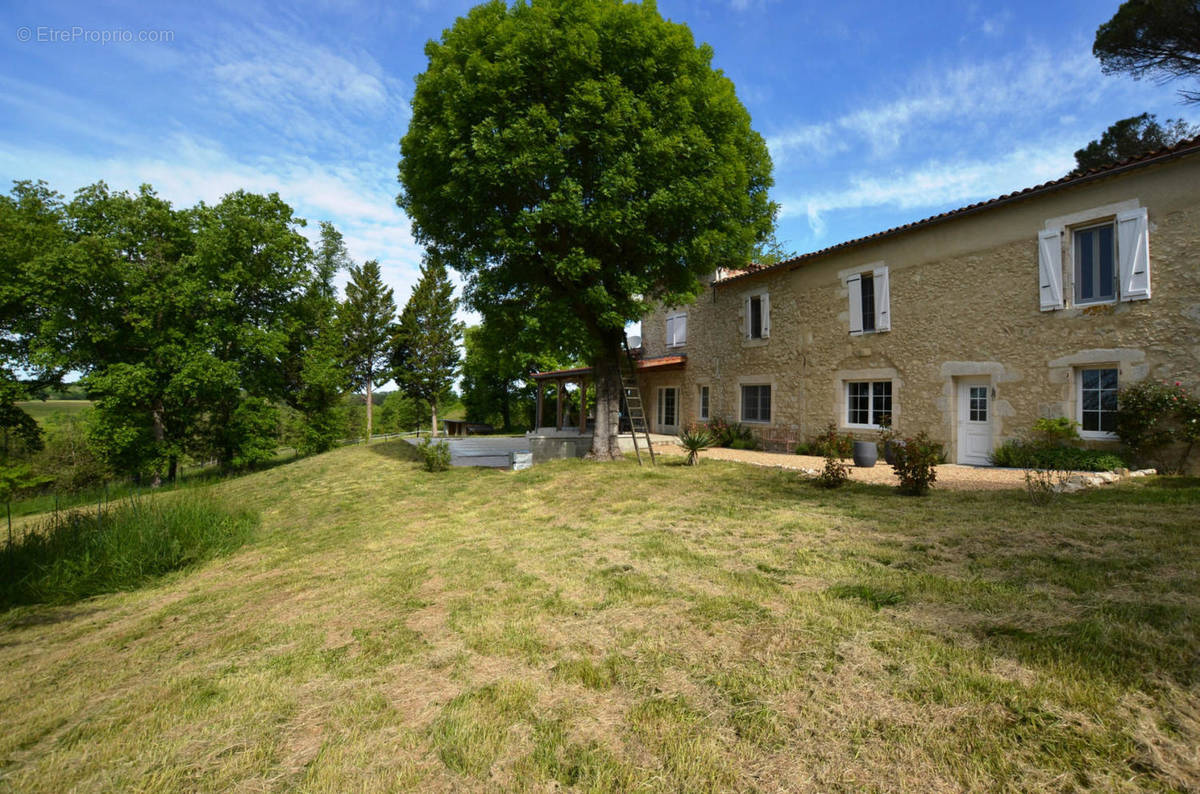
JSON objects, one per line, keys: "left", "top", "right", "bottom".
{"left": 392, "top": 255, "right": 463, "bottom": 436}
{"left": 752, "top": 232, "right": 796, "bottom": 267}
{"left": 461, "top": 319, "right": 571, "bottom": 431}
{"left": 1073, "top": 112, "right": 1199, "bottom": 172}
{"left": 1094, "top": 0, "right": 1200, "bottom": 103}
{"left": 377, "top": 391, "right": 424, "bottom": 434}
{"left": 398, "top": 0, "right": 775, "bottom": 458}
{"left": 339, "top": 259, "right": 395, "bottom": 442}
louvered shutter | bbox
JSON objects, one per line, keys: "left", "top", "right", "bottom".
{"left": 665, "top": 316, "right": 674, "bottom": 347}
{"left": 1116, "top": 207, "right": 1151, "bottom": 301}
{"left": 677, "top": 313, "right": 687, "bottom": 345}
{"left": 743, "top": 297, "right": 751, "bottom": 337}
{"left": 873, "top": 266, "right": 890, "bottom": 331}
{"left": 760, "top": 293, "right": 770, "bottom": 338}
{"left": 1037, "top": 229, "right": 1063, "bottom": 311}
{"left": 847, "top": 274, "right": 863, "bottom": 334}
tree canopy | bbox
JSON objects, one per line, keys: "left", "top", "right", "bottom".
{"left": 1073, "top": 112, "right": 1199, "bottom": 172}
{"left": 398, "top": 0, "right": 775, "bottom": 457}
{"left": 1094, "top": 0, "right": 1200, "bottom": 103}
{"left": 339, "top": 259, "right": 396, "bottom": 442}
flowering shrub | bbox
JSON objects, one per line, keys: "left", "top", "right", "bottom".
{"left": 889, "top": 431, "right": 943, "bottom": 496}
{"left": 809, "top": 423, "right": 854, "bottom": 458}
{"left": 1115, "top": 380, "right": 1200, "bottom": 472}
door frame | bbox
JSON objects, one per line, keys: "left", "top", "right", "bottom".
{"left": 956, "top": 377, "right": 993, "bottom": 465}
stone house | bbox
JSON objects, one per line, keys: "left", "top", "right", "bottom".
{"left": 633, "top": 137, "right": 1200, "bottom": 464}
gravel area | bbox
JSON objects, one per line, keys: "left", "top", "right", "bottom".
{"left": 654, "top": 443, "right": 1032, "bottom": 491}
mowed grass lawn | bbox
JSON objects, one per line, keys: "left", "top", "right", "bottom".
{"left": 14, "top": 399, "right": 93, "bottom": 422}
{"left": 1, "top": 442, "right": 1198, "bottom": 792}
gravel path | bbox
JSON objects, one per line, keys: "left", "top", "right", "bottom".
{"left": 654, "top": 443, "right": 1032, "bottom": 491}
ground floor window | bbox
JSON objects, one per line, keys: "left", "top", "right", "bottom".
{"left": 657, "top": 387, "right": 677, "bottom": 428}
{"left": 698, "top": 385, "right": 710, "bottom": 420}
{"left": 1079, "top": 367, "right": 1118, "bottom": 436}
{"left": 741, "top": 384, "right": 771, "bottom": 423}
{"left": 846, "top": 380, "right": 892, "bottom": 428}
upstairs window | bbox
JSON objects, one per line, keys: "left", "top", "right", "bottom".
{"left": 847, "top": 266, "right": 890, "bottom": 335}
{"left": 665, "top": 312, "right": 687, "bottom": 348}
{"left": 744, "top": 291, "right": 770, "bottom": 339}
{"left": 1074, "top": 224, "right": 1116, "bottom": 304}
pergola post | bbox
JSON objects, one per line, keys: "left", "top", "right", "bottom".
{"left": 556, "top": 380, "right": 564, "bottom": 431}
{"left": 536, "top": 381, "right": 544, "bottom": 429}
{"left": 579, "top": 376, "right": 588, "bottom": 434}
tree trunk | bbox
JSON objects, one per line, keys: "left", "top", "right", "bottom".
{"left": 168, "top": 456, "right": 178, "bottom": 484}
{"left": 151, "top": 399, "right": 166, "bottom": 488}
{"left": 587, "top": 339, "right": 623, "bottom": 461}
{"left": 500, "top": 388, "right": 511, "bottom": 432}
{"left": 365, "top": 378, "right": 373, "bottom": 443}
{"left": 431, "top": 398, "right": 439, "bottom": 437}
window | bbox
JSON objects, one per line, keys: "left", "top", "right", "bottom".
{"left": 1078, "top": 368, "right": 1118, "bottom": 437}
{"left": 741, "top": 384, "right": 771, "bottom": 423}
{"left": 665, "top": 312, "right": 687, "bottom": 348}
{"left": 657, "top": 387, "right": 677, "bottom": 428}
{"left": 847, "top": 266, "right": 890, "bottom": 334}
{"left": 744, "top": 292, "right": 770, "bottom": 339}
{"left": 968, "top": 386, "right": 988, "bottom": 422}
{"left": 1037, "top": 206, "right": 1150, "bottom": 311}
{"left": 1074, "top": 223, "right": 1116, "bottom": 304}
{"left": 698, "top": 385, "right": 710, "bottom": 420}
{"left": 846, "top": 381, "right": 892, "bottom": 428}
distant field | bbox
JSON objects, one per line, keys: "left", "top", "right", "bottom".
{"left": 1, "top": 442, "right": 1197, "bottom": 791}
{"left": 14, "top": 400, "right": 93, "bottom": 422}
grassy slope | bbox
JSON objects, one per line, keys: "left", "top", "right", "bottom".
{"left": 1, "top": 442, "right": 1197, "bottom": 792}
{"left": 14, "top": 400, "right": 93, "bottom": 423}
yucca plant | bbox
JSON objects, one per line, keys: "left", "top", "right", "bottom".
{"left": 678, "top": 426, "right": 715, "bottom": 466}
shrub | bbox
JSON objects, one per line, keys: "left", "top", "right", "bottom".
{"left": 810, "top": 423, "right": 853, "bottom": 458}
{"left": 678, "top": 425, "right": 714, "bottom": 466}
{"left": 890, "top": 431, "right": 942, "bottom": 496}
{"left": 0, "top": 493, "right": 255, "bottom": 608}
{"left": 418, "top": 438, "right": 452, "bottom": 472}
{"left": 990, "top": 441, "right": 1126, "bottom": 472}
{"left": 793, "top": 442, "right": 811, "bottom": 456}
{"left": 815, "top": 453, "right": 849, "bottom": 488}
{"left": 1115, "top": 380, "right": 1200, "bottom": 472}
{"left": 702, "top": 417, "right": 731, "bottom": 446}
{"left": 1024, "top": 468, "right": 1067, "bottom": 506}
{"left": 728, "top": 436, "right": 759, "bottom": 451}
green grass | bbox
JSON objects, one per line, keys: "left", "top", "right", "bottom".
{"left": 14, "top": 399, "right": 93, "bottom": 423}
{"left": 0, "top": 440, "right": 1197, "bottom": 791}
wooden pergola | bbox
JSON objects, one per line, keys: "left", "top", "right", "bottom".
{"left": 531, "top": 366, "right": 592, "bottom": 432}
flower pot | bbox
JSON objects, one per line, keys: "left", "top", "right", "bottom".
{"left": 852, "top": 440, "right": 878, "bottom": 468}
{"left": 883, "top": 440, "right": 897, "bottom": 465}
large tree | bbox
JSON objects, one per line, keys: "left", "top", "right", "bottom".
{"left": 398, "top": 0, "right": 775, "bottom": 459}
{"left": 339, "top": 259, "right": 395, "bottom": 442}
{"left": 392, "top": 255, "right": 463, "bottom": 437}
{"left": 1074, "top": 112, "right": 1199, "bottom": 172}
{"left": 1094, "top": 0, "right": 1200, "bottom": 103}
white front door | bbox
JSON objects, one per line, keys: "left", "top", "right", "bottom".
{"left": 956, "top": 379, "right": 993, "bottom": 465}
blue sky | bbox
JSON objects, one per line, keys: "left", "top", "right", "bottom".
{"left": 2, "top": 0, "right": 1196, "bottom": 314}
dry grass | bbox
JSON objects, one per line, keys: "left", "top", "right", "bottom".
{"left": 1, "top": 440, "right": 1197, "bottom": 792}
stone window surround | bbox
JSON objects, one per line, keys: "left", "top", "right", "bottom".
{"left": 737, "top": 375, "right": 775, "bottom": 425}
{"left": 738, "top": 287, "right": 770, "bottom": 348}
{"left": 834, "top": 366, "right": 900, "bottom": 433}
{"left": 1042, "top": 199, "right": 1140, "bottom": 309}
{"left": 1047, "top": 348, "right": 1147, "bottom": 441}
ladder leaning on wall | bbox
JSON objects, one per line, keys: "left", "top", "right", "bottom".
{"left": 615, "top": 339, "right": 656, "bottom": 466}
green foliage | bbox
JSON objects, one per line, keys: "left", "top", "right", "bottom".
{"left": 398, "top": 0, "right": 775, "bottom": 454}
{"left": 377, "top": 391, "right": 424, "bottom": 435}
{"left": 340, "top": 258, "right": 396, "bottom": 441}
{"left": 815, "top": 453, "right": 849, "bottom": 489}
{"left": 417, "top": 438, "right": 451, "bottom": 473}
{"left": 460, "top": 322, "right": 567, "bottom": 431}
{"left": 0, "top": 493, "right": 255, "bottom": 608}
{"left": 30, "top": 412, "right": 110, "bottom": 492}
{"left": 889, "top": 431, "right": 943, "bottom": 496}
{"left": 678, "top": 425, "right": 714, "bottom": 466}
{"left": 1031, "top": 416, "right": 1081, "bottom": 443}
{"left": 1073, "top": 113, "right": 1198, "bottom": 172}
{"left": 1115, "top": 380, "right": 1200, "bottom": 472}
{"left": 392, "top": 254, "right": 463, "bottom": 435}
{"left": 990, "top": 440, "right": 1127, "bottom": 472}
{"left": 809, "top": 423, "right": 854, "bottom": 459}
{"left": 1094, "top": 0, "right": 1200, "bottom": 103}
{"left": 701, "top": 419, "right": 758, "bottom": 449}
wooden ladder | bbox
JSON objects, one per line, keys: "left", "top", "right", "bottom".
{"left": 617, "top": 339, "right": 656, "bottom": 466}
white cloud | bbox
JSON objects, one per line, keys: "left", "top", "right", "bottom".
{"left": 780, "top": 141, "right": 1077, "bottom": 234}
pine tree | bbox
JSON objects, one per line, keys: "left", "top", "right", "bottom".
{"left": 392, "top": 255, "right": 463, "bottom": 437}
{"left": 339, "top": 260, "right": 396, "bottom": 442}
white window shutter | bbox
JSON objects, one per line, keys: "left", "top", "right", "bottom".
{"left": 665, "top": 316, "right": 674, "bottom": 347}
{"left": 1117, "top": 207, "right": 1151, "bottom": 301}
{"left": 761, "top": 293, "right": 770, "bottom": 338}
{"left": 677, "top": 313, "right": 687, "bottom": 345}
{"left": 1037, "top": 229, "right": 1063, "bottom": 311}
{"left": 743, "top": 297, "right": 751, "bottom": 337}
{"left": 847, "top": 275, "right": 863, "bottom": 334}
{"left": 873, "top": 266, "right": 890, "bottom": 332}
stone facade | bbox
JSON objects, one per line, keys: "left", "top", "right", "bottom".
{"left": 636, "top": 151, "right": 1200, "bottom": 465}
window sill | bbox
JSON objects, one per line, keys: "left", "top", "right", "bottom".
{"left": 1079, "top": 431, "right": 1118, "bottom": 441}
{"left": 740, "top": 419, "right": 771, "bottom": 425}
{"left": 842, "top": 423, "right": 884, "bottom": 431}
{"left": 1072, "top": 298, "right": 1117, "bottom": 309}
